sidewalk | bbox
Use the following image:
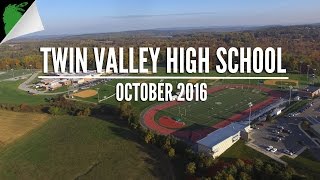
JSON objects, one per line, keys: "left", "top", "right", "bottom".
{"left": 246, "top": 141, "right": 288, "bottom": 165}
{"left": 298, "top": 122, "right": 320, "bottom": 148}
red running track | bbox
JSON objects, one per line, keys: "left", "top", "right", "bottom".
{"left": 143, "top": 84, "right": 282, "bottom": 142}
{"left": 159, "top": 116, "right": 186, "bottom": 129}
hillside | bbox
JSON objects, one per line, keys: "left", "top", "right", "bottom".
{"left": 0, "top": 116, "right": 173, "bottom": 179}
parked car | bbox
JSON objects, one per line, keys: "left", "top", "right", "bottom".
{"left": 252, "top": 125, "right": 260, "bottom": 129}
{"left": 272, "top": 129, "right": 280, "bottom": 134}
{"left": 257, "top": 123, "right": 264, "bottom": 126}
{"left": 283, "top": 129, "right": 292, "bottom": 134}
{"left": 278, "top": 134, "right": 286, "bottom": 138}
{"left": 266, "top": 146, "right": 274, "bottom": 151}
{"left": 271, "top": 148, "right": 278, "bottom": 153}
{"left": 271, "top": 136, "right": 281, "bottom": 142}
{"left": 284, "top": 149, "right": 293, "bottom": 156}
{"left": 277, "top": 125, "right": 284, "bottom": 130}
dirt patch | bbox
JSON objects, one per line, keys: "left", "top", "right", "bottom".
{"left": 188, "top": 79, "right": 200, "bottom": 84}
{"left": 73, "top": 90, "right": 98, "bottom": 98}
{"left": 264, "top": 79, "right": 299, "bottom": 86}
{"left": 0, "top": 110, "right": 48, "bottom": 146}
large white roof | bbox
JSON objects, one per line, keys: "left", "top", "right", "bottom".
{"left": 197, "top": 122, "right": 248, "bottom": 148}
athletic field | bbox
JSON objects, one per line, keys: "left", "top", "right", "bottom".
{"left": 155, "top": 87, "right": 267, "bottom": 127}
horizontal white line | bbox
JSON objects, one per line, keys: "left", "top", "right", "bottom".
{"left": 38, "top": 76, "right": 289, "bottom": 80}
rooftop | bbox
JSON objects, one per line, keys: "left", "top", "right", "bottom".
{"left": 197, "top": 122, "right": 248, "bottom": 148}
{"left": 306, "top": 86, "right": 320, "bottom": 93}
{"left": 311, "top": 124, "right": 320, "bottom": 133}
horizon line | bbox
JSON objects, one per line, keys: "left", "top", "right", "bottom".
{"left": 38, "top": 76, "right": 289, "bottom": 80}
{"left": 22, "top": 22, "right": 320, "bottom": 38}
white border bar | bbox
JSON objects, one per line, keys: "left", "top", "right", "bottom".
{"left": 38, "top": 76, "right": 289, "bottom": 80}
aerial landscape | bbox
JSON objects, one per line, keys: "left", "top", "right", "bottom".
{"left": 0, "top": 0, "right": 320, "bottom": 180}
{"left": 0, "top": 24, "right": 319, "bottom": 179}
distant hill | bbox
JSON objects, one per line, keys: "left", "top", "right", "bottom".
{"left": 15, "top": 23, "right": 320, "bottom": 41}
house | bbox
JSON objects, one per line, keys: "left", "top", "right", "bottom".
{"left": 49, "top": 81, "right": 63, "bottom": 91}
{"left": 60, "top": 79, "right": 71, "bottom": 86}
{"left": 40, "top": 79, "right": 55, "bottom": 85}
{"left": 305, "top": 86, "right": 320, "bottom": 97}
{"left": 73, "top": 79, "right": 86, "bottom": 85}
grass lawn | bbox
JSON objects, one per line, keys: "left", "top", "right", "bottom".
{"left": 0, "top": 70, "right": 32, "bottom": 81}
{"left": 282, "top": 150, "right": 320, "bottom": 179}
{"left": 282, "top": 100, "right": 310, "bottom": 114}
{"left": 155, "top": 88, "right": 267, "bottom": 127}
{"left": 0, "top": 80, "right": 50, "bottom": 105}
{"left": 220, "top": 140, "right": 273, "bottom": 162}
{"left": 49, "top": 85, "right": 69, "bottom": 93}
{"left": 0, "top": 116, "right": 173, "bottom": 180}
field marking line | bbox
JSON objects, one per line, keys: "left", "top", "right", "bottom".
{"left": 99, "top": 94, "right": 116, "bottom": 103}
{"left": 39, "top": 76, "right": 289, "bottom": 80}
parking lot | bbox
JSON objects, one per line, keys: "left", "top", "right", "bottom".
{"left": 250, "top": 117, "right": 318, "bottom": 159}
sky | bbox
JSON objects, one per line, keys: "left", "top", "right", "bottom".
{"left": 36, "top": 0, "right": 320, "bottom": 35}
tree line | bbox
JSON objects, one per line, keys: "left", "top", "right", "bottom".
{"left": 1, "top": 24, "right": 320, "bottom": 74}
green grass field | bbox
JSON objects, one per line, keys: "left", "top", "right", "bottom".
{"left": 155, "top": 87, "right": 267, "bottom": 127}
{"left": 282, "top": 150, "right": 320, "bottom": 179}
{"left": 0, "top": 69, "right": 33, "bottom": 81}
{"left": 0, "top": 116, "right": 173, "bottom": 179}
{"left": 0, "top": 80, "right": 49, "bottom": 105}
{"left": 220, "top": 140, "right": 272, "bottom": 162}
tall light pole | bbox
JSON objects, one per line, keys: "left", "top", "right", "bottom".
{"left": 11, "top": 69, "right": 14, "bottom": 78}
{"left": 313, "top": 69, "right": 317, "bottom": 85}
{"left": 307, "top": 65, "right": 310, "bottom": 82}
{"left": 96, "top": 88, "right": 100, "bottom": 103}
{"left": 248, "top": 102, "right": 253, "bottom": 128}
{"left": 289, "top": 86, "right": 293, "bottom": 105}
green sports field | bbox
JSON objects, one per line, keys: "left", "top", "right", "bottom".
{"left": 155, "top": 87, "right": 268, "bottom": 127}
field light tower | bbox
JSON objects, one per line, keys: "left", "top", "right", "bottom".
{"left": 248, "top": 102, "right": 253, "bottom": 128}
{"left": 307, "top": 65, "right": 310, "bottom": 81}
{"left": 96, "top": 88, "right": 100, "bottom": 102}
{"left": 313, "top": 69, "right": 317, "bottom": 85}
{"left": 289, "top": 86, "right": 293, "bottom": 105}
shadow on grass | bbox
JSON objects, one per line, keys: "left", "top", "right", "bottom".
{"left": 90, "top": 106, "right": 175, "bottom": 180}
{"left": 107, "top": 126, "right": 174, "bottom": 180}
{"left": 171, "top": 123, "right": 217, "bottom": 142}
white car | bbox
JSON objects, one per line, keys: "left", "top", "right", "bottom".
{"left": 271, "top": 148, "right": 278, "bottom": 153}
{"left": 272, "top": 129, "right": 280, "bottom": 134}
{"left": 266, "top": 146, "right": 273, "bottom": 151}
{"left": 284, "top": 149, "right": 293, "bottom": 156}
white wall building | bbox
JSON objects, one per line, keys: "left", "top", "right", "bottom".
{"left": 197, "top": 122, "right": 251, "bottom": 159}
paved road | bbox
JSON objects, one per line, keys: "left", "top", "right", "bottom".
{"left": 18, "top": 72, "right": 67, "bottom": 95}
{"left": 278, "top": 118, "right": 319, "bottom": 149}
{"left": 246, "top": 142, "right": 288, "bottom": 165}
{"left": 297, "top": 97, "right": 320, "bottom": 124}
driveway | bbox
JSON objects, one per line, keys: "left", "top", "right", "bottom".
{"left": 18, "top": 72, "right": 67, "bottom": 95}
